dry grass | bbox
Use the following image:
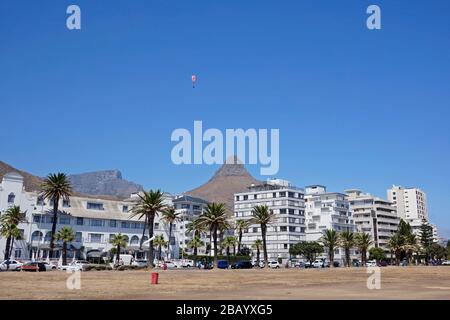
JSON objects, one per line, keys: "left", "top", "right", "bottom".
{"left": 1, "top": 266, "right": 449, "bottom": 300}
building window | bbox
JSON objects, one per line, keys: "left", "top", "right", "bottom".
{"left": 130, "top": 236, "right": 139, "bottom": 245}
{"left": 62, "top": 200, "right": 70, "bottom": 208}
{"left": 33, "top": 215, "right": 41, "bottom": 223}
{"left": 280, "top": 209, "right": 287, "bottom": 214}
{"left": 89, "top": 234, "right": 102, "bottom": 243}
{"left": 31, "top": 231, "right": 43, "bottom": 241}
{"left": 75, "top": 232, "right": 82, "bottom": 242}
{"left": 181, "top": 204, "right": 190, "bottom": 209}
{"left": 154, "top": 223, "right": 159, "bottom": 230}
{"left": 44, "top": 232, "right": 52, "bottom": 242}
{"left": 110, "top": 220, "right": 117, "bottom": 228}
{"left": 121, "top": 221, "right": 130, "bottom": 228}
{"left": 87, "top": 202, "right": 104, "bottom": 210}
{"left": 280, "top": 226, "right": 287, "bottom": 232}
{"left": 36, "top": 197, "right": 44, "bottom": 206}
{"left": 76, "top": 217, "right": 84, "bottom": 225}
{"left": 7, "top": 193, "right": 15, "bottom": 204}
{"left": 90, "top": 219, "right": 104, "bottom": 227}
{"left": 122, "top": 205, "right": 129, "bottom": 213}
{"left": 59, "top": 216, "right": 71, "bottom": 225}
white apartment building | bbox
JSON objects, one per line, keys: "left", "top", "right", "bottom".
{"left": 0, "top": 172, "right": 180, "bottom": 262}
{"left": 305, "top": 185, "right": 356, "bottom": 263}
{"left": 345, "top": 189, "right": 399, "bottom": 252}
{"left": 387, "top": 185, "right": 428, "bottom": 221}
{"left": 234, "top": 178, "right": 306, "bottom": 262}
{"left": 173, "top": 195, "right": 210, "bottom": 256}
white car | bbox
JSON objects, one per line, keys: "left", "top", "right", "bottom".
{"left": 252, "top": 260, "right": 265, "bottom": 268}
{"left": 442, "top": 260, "right": 450, "bottom": 266}
{"left": 0, "top": 259, "right": 23, "bottom": 271}
{"left": 132, "top": 259, "right": 148, "bottom": 267}
{"left": 366, "top": 260, "right": 377, "bottom": 267}
{"left": 267, "top": 261, "right": 280, "bottom": 269}
{"left": 38, "top": 261, "right": 57, "bottom": 271}
{"left": 313, "top": 259, "right": 329, "bottom": 268}
{"left": 59, "top": 260, "right": 90, "bottom": 271}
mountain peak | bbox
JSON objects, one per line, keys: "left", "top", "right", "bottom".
{"left": 210, "top": 157, "right": 250, "bottom": 179}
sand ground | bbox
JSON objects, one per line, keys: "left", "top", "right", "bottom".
{"left": 0, "top": 266, "right": 449, "bottom": 300}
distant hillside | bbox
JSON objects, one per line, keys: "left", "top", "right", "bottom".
{"left": 0, "top": 161, "right": 43, "bottom": 192}
{"left": 185, "top": 158, "right": 260, "bottom": 211}
{"left": 0, "top": 161, "right": 142, "bottom": 200}
{"left": 69, "top": 170, "right": 143, "bottom": 199}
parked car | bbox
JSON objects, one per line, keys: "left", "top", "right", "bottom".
{"left": 378, "top": 261, "right": 388, "bottom": 267}
{"left": 251, "top": 260, "right": 265, "bottom": 268}
{"left": 22, "top": 262, "right": 46, "bottom": 272}
{"left": 163, "top": 261, "right": 178, "bottom": 269}
{"left": 295, "top": 261, "right": 306, "bottom": 268}
{"left": 366, "top": 260, "right": 377, "bottom": 267}
{"left": 58, "top": 260, "right": 90, "bottom": 271}
{"left": 268, "top": 260, "right": 280, "bottom": 269}
{"left": 304, "top": 261, "right": 313, "bottom": 268}
{"left": 442, "top": 260, "right": 450, "bottom": 266}
{"left": 231, "top": 261, "right": 253, "bottom": 269}
{"left": 217, "top": 260, "right": 229, "bottom": 269}
{"left": 180, "top": 259, "right": 194, "bottom": 268}
{"left": 0, "top": 259, "right": 23, "bottom": 271}
{"left": 132, "top": 259, "right": 148, "bottom": 267}
{"left": 39, "top": 261, "right": 57, "bottom": 271}
{"left": 313, "top": 259, "right": 329, "bottom": 268}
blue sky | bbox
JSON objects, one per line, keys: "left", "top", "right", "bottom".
{"left": 1, "top": 1, "right": 449, "bottom": 237}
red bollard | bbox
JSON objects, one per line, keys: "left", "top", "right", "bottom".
{"left": 151, "top": 272, "right": 159, "bottom": 284}
{"left": 163, "top": 263, "right": 167, "bottom": 271}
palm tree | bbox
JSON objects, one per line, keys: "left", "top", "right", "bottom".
{"left": 340, "top": 231, "right": 355, "bottom": 267}
{"left": 0, "top": 206, "right": 27, "bottom": 260}
{"left": 355, "top": 233, "right": 373, "bottom": 266}
{"left": 153, "top": 234, "right": 167, "bottom": 261}
{"left": 161, "top": 206, "right": 181, "bottom": 259}
{"left": 186, "top": 219, "right": 208, "bottom": 257}
{"left": 321, "top": 229, "right": 340, "bottom": 267}
{"left": 235, "top": 219, "right": 250, "bottom": 254}
{"left": 40, "top": 173, "right": 72, "bottom": 259}
{"left": 387, "top": 233, "right": 403, "bottom": 266}
{"left": 252, "top": 239, "right": 263, "bottom": 267}
{"left": 251, "top": 205, "right": 276, "bottom": 268}
{"left": 56, "top": 227, "right": 75, "bottom": 266}
{"left": 222, "top": 236, "right": 237, "bottom": 263}
{"left": 404, "top": 233, "right": 418, "bottom": 264}
{"left": 129, "top": 190, "right": 167, "bottom": 268}
{"left": 109, "top": 233, "right": 128, "bottom": 266}
{"left": 195, "top": 203, "right": 231, "bottom": 267}
{"left": 188, "top": 236, "right": 204, "bottom": 264}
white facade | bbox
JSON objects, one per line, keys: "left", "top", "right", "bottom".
{"left": 345, "top": 189, "right": 399, "bottom": 252}
{"left": 0, "top": 172, "right": 180, "bottom": 262}
{"left": 173, "top": 195, "right": 210, "bottom": 256}
{"left": 387, "top": 185, "right": 428, "bottom": 221}
{"left": 305, "top": 185, "right": 356, "bottom": 263}
{"left": 234, "top": 179, "right": 306, "bottom": 262}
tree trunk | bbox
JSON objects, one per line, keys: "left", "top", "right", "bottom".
{"left": 238, "top": 230, "right": 242, "bottom": 254}
{"left": 233, "top": 245, "right": 236, "bottom": 256}
{"left": 4, "top": 236, "right": 11, "bottom": 261}
{"left": 256, "top": 248, "right": 260, "bottom": 267}
{"left": 116, "top": 245, "right": 120, "bottom": 266}
{"left": 226, "top": 247, "right": 230, "bottom": 263}
{"left": 262, "top": 225, "right": 268, "bottom": 267}
{"left": 148, "top": 214, "right": 155, "bottom": 268}
{"left": 329, "top": 247, "right": 334, "bottom": 267}
{"left": 212, "top": 226, "right": 218, "bottom": 267}
{"left": 346, "top": 249, "right": 350, "bottom": 267}
{"left": 49, "top": 195, "right": 60, "bottom": 259}
{"left": 139, "top": 215, "right": 148, "bottom": 250}
{"left": 168, "top": 223, "right": 173, "bottom": 259}
{"left": 62, "top": 241, "right": 67, "bottom": 266}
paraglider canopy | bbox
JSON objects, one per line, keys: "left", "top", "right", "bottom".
{"left": 191, "top": 74, "right": 197, "bottom": 88}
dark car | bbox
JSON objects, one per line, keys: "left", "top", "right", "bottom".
{"left": 378, "top": 261, "right": 388, "bottom": 267}
{"left": 22, "top": 262, "right": 46, "bottom": 272}
{"left": 217, "top": 260, "right": 229, "bottom": 269}
{"left": 231, "top": 261, "right": 253, "bottom": 269}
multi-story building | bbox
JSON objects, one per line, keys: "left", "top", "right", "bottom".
{"left": 0, "top": 172, "right": 180, "bottom": 262}
{"left": 304, "top": 185, "right": 356, "bottom": 263}
{"left": 234, "top": 178, "right": 306, "bottom": 262}
{"left": 345, "top": 189, "right": 399, "bottom": 252}
{"left": 173, "top": 195, "right": 210, "bottom": 256}
{"left": 387, "top": 185, "right": 428, "bottom": 221}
